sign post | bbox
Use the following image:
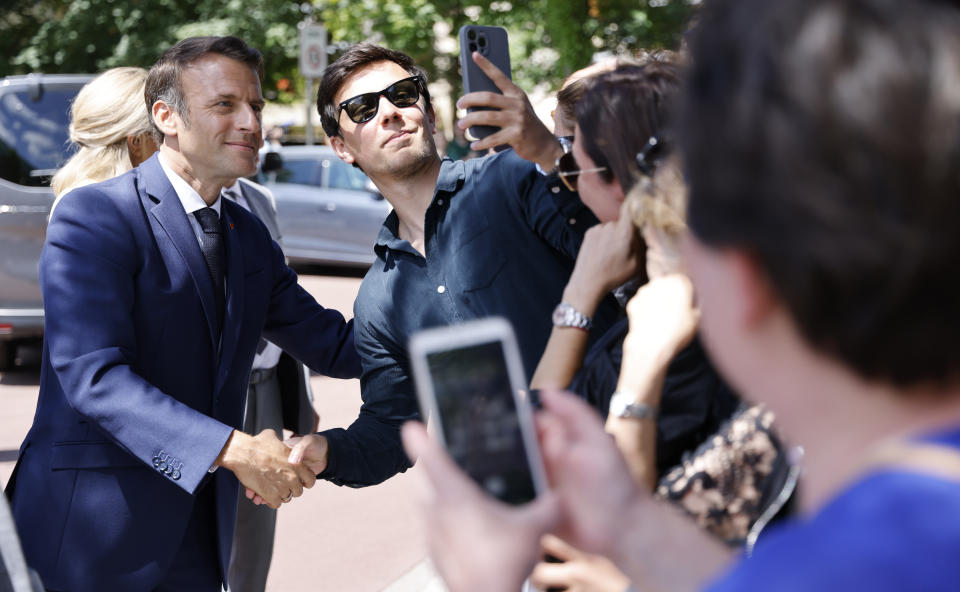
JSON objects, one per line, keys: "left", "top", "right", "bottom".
{"left": 299, "top": 23, "right": 327, "bottom": 145}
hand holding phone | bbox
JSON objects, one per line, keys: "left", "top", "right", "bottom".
{"left": 457, "top": 26, "right": 563, "bottom": 168}
{"left": 459, "top": 25, "right": 512, "bottom": 142}
{"left": 409, "top": 317, "right": 547, "bottom": 505}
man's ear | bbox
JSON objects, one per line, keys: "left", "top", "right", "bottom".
{"left": 425, "top": 104, "right": 437, "bottom": 135}
{"left": 727, "top": 250, "right": 778, "bottom": 328}
{"left": 152, "top": 100, "right": 178, "bottom": 138}
{"left": 329, "top": 135, "right": 356, "bottom": 165}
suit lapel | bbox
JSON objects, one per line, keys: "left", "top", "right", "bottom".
{"left": 140, "top": 155, "right": 221, "bottom": 348}
{"left": 216, "top": 202, "right": 245, "bottom": 391}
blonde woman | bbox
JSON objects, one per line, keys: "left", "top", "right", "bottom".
{"left": 51, "top": 67, "right": 157, "bottom": 207}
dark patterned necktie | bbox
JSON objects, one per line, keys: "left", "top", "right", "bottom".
{"left": 194, "top": 207, "right": 225, "bottom": 333}
{"left": 219, "top": 188, "right": 268, "bottom": 354}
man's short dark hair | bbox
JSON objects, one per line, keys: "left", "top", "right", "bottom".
{"left": 145, "top": 36, "right": 264, "bottom": 138}
{"left": 681, "top": 0, "right": 960, "bottom": 387}
{"left": 576, "top": 61, "right": 682, "bottom": 194}
{"left": 316, "top": 43, "right": 431, "bottom": 139}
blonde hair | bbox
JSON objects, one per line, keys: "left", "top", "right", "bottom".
{"left": 51, "top": 67, "right": 154, "bottom": 199}
{"left": 625, "top": 155, "right": 689, "bottom": 278}
{"left": 624, "top": 155, "right": 688, "bottom": 234}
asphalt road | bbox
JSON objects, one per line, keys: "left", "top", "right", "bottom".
{"left": 0, "top": 270, "right": 445, "bottom": 592}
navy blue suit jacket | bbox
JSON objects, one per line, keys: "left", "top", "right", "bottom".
{"left": 6, "top": 154, "right": 360, "bottom": 591}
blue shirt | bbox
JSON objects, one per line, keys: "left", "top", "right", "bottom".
{"left": 318, "top": 151, "right": 612, "bottom": 486}
{"left": 706, "top": 425, "right": 960, "bottom": 591}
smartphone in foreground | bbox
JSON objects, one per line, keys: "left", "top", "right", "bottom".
{"left": 458, "top": 24, "right": 511, "bottom": 142}
{"left": 409, "top": 317, "right": 547, "bottom": 505}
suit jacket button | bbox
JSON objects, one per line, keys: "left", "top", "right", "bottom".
{"left": 171, "top": 469, "right": 181, "bottom": 480}
{"left": 153, "top": 456, "right": 161, "bottom": 467}
{"left": 157, "top": 460, "right": 167, "bottom": 472}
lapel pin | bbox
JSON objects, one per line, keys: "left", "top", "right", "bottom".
{"left": 230, "top": 223, "right": 235, "bottom": 230}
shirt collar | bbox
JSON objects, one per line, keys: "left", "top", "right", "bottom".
{"left": 157, "top": 151, "right": 222, "bottom": 216}
{"left": 436, "top": 157, "right": 465, "bottom": 193}
{"left": 373, "top": 158, "right": 466, "bottom": 257}
{"left": 222, "top": 179, "right": 241, "bottom": 195}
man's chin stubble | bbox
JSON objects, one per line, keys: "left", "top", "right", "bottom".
{"left": 384, "top": 143, "right": 438, "bottom": 180}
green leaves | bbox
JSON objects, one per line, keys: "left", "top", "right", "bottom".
{"left": 2, "top": 0, "right": 695, "bottom": 108}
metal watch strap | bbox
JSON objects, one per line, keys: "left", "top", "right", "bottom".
{"left": 608, "top": 390, "right": 658, "bottom": 420}
{"left": 552, "top": 302, "right": 592, "bottom": 330}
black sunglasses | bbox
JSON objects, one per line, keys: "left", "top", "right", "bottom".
{"left": 337, "top": 76, "right": 423, "bottom": 125}
{"left": 557, "top": 151, "right": 608, "bottom": 192}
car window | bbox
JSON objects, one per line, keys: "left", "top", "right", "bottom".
{"left": 275, "top": 158, "right": 321, "bottom": 186}
{"left": 323, "top": 158, "right": 370, "bottom": 191}
{"left": 0, "top": 88, "right": 76, "bottom": 187}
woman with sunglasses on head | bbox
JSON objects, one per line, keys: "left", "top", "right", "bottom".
{"left": 527, "top": 61, "right": 795, "bottom": 592}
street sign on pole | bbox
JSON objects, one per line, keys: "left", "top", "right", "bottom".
{"left": 300, "top": 24, "right": 327, "bottom": 145}
{"left": 299, "top": 24, "right": 327, "bottom": 78}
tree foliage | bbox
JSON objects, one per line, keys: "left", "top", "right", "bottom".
{"left": 2, "top": 0, "right": 696, "bottom": 106}
{"left": 2, "top": 0, "right": 304, "bottom": 101}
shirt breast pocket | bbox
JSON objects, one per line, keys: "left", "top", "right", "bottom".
{"left": 451, "top": 208, "right": 506, "bottom": 293}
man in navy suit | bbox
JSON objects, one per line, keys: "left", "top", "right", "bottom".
{"left": 4, "top": 36, "right": 360, "bottom": 591}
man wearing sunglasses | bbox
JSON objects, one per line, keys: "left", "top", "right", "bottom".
{"left": 277, "top": 43, "right": 616, "bottom": 489}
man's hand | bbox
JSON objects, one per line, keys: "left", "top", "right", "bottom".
{"left": 217, "top": 429, "right": 316, "bottom": 509}
{"left": 456, "top": 51, "right": 563, "bottom": 170}
{"left": 247, "top": 434, "right": 329, "bottom": 506}
{"left": 286, "top": 433, "right": 329, "bottom": 474}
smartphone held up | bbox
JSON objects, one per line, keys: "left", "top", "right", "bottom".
{"left": 409, "top": 317, "right": 547, "bottom": 505}
{"left": 458, "top": 25, "right": 512, "bottom": 142}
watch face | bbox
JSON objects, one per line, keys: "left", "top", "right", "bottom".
{"left": 552, "top": 307, "right": 562, "bottom": 325}
{"left": 553, "top": 303, "right": 589, "bottom": 329}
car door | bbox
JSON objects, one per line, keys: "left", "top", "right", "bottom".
{"left": 269, "top": 155, "right": 329, "bottom": 261}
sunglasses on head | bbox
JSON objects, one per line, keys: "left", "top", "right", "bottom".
{"left": 635, "top": 135, "right": 667, "bottom": 177}
{"left": 337, "top": 76, "right": 423, "bottom": 126}
{"left": 557, "top": 151, "right": 608, "bottom": 193}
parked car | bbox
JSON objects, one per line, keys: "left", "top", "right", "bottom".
{"left": 259, "top": 145, "right": 390, "bottom": 268}
{"left": 0, "top": 74, "right": 93, "bottom": 370}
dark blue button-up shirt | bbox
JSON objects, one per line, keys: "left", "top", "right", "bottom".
{"left": 318, "top": 150, "right": 613, "bottom": 487}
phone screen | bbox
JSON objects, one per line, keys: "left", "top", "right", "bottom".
{"left": 426, "top": 340, "right": 538, "bottom": 504}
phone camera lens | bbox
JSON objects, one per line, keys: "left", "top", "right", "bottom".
{"left": 469, "top": 42, "right": 478, "bottom": 52}
{"left": 467, "top": 29, "right": 476, "bottom": 40}
{"left": 478, "top": 37, "right": 487, "bottom": 47}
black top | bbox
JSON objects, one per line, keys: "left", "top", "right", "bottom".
{"left": 570, "top": 318, "right": 741, "bottom": 478}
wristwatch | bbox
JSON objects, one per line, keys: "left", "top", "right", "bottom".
{"left": 608, "top": 390, "right": 658, "bottom": 420}
{"left": 552, "top": 302, "right": 592, "bottom": 331}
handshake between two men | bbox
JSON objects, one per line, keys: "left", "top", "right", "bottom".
{"left": 215, "top": 429, "right": 330, "bottom": 508}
